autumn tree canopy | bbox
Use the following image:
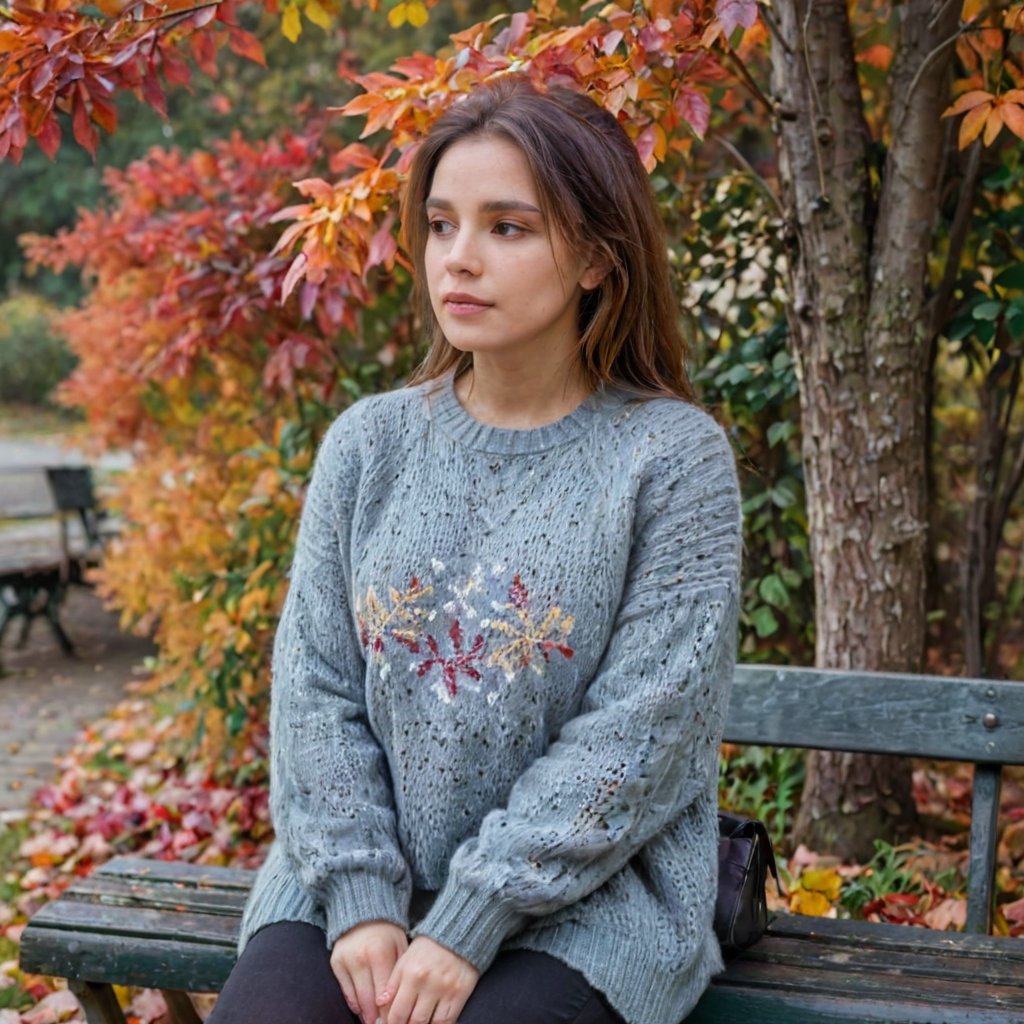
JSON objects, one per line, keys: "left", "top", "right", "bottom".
{"left": 8, "top": 0, "right": 1024, "bottom": 861}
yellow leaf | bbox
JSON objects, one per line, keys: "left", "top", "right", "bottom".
{"left": 959, "top": 101, "right": 991, "bottom": 148}
{"left": 406, "top": 0, "right": 428, "bottom": 27}
{"left": 983, "top": 103, "right": 1004, "bottom": 145}
{"left": 304, "top": 0, "right": 332, "bottom": 29}
{"left": 281, "top": 4, "right": 302, "bottom": 42}
{"left": 799, "top": 867, "right": 843, "bottom": 901}
{"left": 387, "top": 3, "right": 407, "bottom": 27}
{"left": 790, "top": 889, "right": 831, "bottom": 917}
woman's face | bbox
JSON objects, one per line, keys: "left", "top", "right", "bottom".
{"left": 423, "top": 134, "right": 603, "bottom": 367}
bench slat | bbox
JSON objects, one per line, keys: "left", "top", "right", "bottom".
{"left": 92, "top": 859, "right": 253, "bottom": 889}
{"left": 23, "top": 899, "right": 239, "bottom": 947}
{"left": 725, "top": 665, "right": 1024, "bottom": 763}
{"left": 691, "top": 986, "right": 1018, "bottom": 1024}
{"left": 22, "top": 931, "right": 234, "bottom": 995}
{"left": 740, "top": 932, "right": 1020, "bottom": 988}
{"left": 766, "top": 913, "right": 1024, "bottom": 961}
{"left": 58, "top": 875, "right": 248, "bottom": 916}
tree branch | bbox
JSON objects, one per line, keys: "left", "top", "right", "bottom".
{"left": 713, "top": 135, "right": 787, "bottom": 221}
{"left": 925, "top": 139, "right": 982, "bottom": 339}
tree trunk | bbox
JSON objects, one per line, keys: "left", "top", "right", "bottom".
{"left": 769, "top": 0, "right": 960, "bottom": 860}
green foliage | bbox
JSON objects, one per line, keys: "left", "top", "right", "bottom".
{"left": 0, "top": 293, "right": 75, "bottom": 405}
{"left": 719, "top": 744, "right": 806, "bottom": 848}
{"left": 669, "top": 173, "right": 814, "bottom": 664}
{"left": 839, "top": 840, "right": 924, "bottom": 916}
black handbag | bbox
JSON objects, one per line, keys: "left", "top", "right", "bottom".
{"left": 715, "top": 812, "right": 783, "bottom": 955}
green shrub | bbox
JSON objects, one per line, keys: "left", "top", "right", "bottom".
{"left": 0, "top": 293, "right": 76, "bottom": 406}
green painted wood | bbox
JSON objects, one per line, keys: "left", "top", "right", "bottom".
{"left": 62, "top": 874, "right": 248, "bottom": 916}
{"left": 741, "top": 934, "right": 1020, "bottom": 987}
{"left": 688, "top": 986, "right": 1022, "bottom": 1024}
{"left": 22, "top": 898, "right": 239, "bottom": 946}
{"left": 94, "top": 858, "right": 253, "bottom": 890}
{"left": 766, "top": 913, "right": 1024, "bottom": 962}
{"left": 22, "top": 930, "right": 236, "bottom": 994}
{"left": 726, "top": 665, "right": 1024, "bottom": 763}
{"left": 707, "top": 955, "right": 1022, "bottom": 1006}
{"left": 967, "top": 764, "right": 1003, "bottom": 935}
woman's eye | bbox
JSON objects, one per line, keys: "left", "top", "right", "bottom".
{"left": 494, "top": 221, "right": 525, "bottom": 237}
{"left": 428, "top": 218, "right": 454, "bottom": 236}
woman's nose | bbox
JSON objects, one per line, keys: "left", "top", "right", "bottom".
{"left": 444, "top": 230, "right": 482, "bottom": 275}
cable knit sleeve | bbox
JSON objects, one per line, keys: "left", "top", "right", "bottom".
{"left": 411, "top": 414, "right": 741, "bottom": 970}
{"left": 270, "top": 405, "right": 412, "bottom": 945}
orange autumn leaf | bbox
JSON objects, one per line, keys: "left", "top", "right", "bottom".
{"left": 942, "top": 89, "right": 995, "bottom": 117}
{"left": 1002, "top": 102, "right": 1024, "bottom": 139}
{"left": 856, "top": 43, "right": 893, "bottom": 70}
{"left": 984, "top": 103, "right": 1004, "bottom": 144}
{"left": 958, "top": 101, "right": 992, "bottom": 148}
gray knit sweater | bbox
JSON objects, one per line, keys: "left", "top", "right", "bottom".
{"left": 239, "top": 373, "right": 742, "bottom": 1024}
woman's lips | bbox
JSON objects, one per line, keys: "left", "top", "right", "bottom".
{"left": 444, "top": 293, "right": 492, "bottom": 315}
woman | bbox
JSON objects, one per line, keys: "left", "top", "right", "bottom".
{"left": 209, "top": 78, "right": 742, "bottom": 1024}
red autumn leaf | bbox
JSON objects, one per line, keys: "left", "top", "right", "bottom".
{"left": 715, "top": 0, "right": 758, "bottom": 36}
{"left": 675, "top": 86, "right": 711, "bottom": 139}
{"left": 71, "top": 90, "right": 98, "bottom": 155}
{"left": 227, "top": 26, "right": 266, "bottom": 67}
{"left": 366, "top": 213, "right": 398, "bottom": 271}
{"left": 161, "top": 50, "right": 192, "bottom": 87}
{"left": 90, "top": 94, "right": 118, "bottom": 134}
{"left": 35, "top": 114, "right": 61, "bottom": 159}
{"left": 141, "top": 69, "right": 168, "bottom": 118}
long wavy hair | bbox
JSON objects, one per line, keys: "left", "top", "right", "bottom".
{"left": 401, "top": 78, "right": 695, "bottom": 402}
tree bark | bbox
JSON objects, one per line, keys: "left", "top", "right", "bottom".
{"left": 769, "top": 0, "right": 960, "bottom": 859}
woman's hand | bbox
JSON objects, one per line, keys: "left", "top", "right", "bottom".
{"left": 377, "top": 936, "right": 480, "bottom": 1024}
{"left": 331, "top": 920, "right": 409, "bottom": 1024}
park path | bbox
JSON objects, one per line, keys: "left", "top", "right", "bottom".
{"left": 0, "top": 431, "right": 153, "bottom": 821}
{"left": 0, "top": 588, "right": 155, "bottom": 821}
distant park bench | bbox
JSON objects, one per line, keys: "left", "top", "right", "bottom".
{"left": 18, "top": 665, "right": 1024, "bottom": 1023}
{"left": 0, "top": 465, "right": 112, "bottom": 658}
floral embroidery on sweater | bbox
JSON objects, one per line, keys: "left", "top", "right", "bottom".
{"left": 356, "top": 562, "right": 575, "bottom": 702}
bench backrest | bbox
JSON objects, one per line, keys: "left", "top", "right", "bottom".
{"left": 723, "top": 664, "right": 1024, "bottom": 937}
{"left": 725, "top": 664, "right": 1024, "bottom": 764}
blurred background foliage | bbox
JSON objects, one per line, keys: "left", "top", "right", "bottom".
{"left": 2, "top": 0, "right": 1022, "bottom": 812}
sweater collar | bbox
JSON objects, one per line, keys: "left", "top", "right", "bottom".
{"left": 427, "top": 372, "right": 617, "bottom": 455}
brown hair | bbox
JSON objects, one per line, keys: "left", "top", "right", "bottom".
{"left": 402, "top": 77, "right": 695, "bottom": 402}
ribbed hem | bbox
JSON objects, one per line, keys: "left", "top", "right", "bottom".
{"left": 237, "top": 842, "right": 410, "bottom": 953}
{"left": 427, "top": 373, "right": 606, "bottom": 455}
{"left": 409, "top": 880, "right": 526, "bottom": 972}
{"left": 510, "top": 920, "right": 723, "bottom": 1024}
{"left": 322, "top": 869, "right": 409, "bottom": 946}
{"left": 238, "top": 843, "right": 323, "bottom": 952}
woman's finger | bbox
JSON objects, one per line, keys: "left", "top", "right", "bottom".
{"left": 352, "top": 964, "right": 380, "bottom": 1024}
{"left": 380, "top": 971, "right": 414, "bottom": 1024}
{"left": 332, "top": 966, "right": 358, "bottom": 1018}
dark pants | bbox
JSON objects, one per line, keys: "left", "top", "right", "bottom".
{"left": 207, "top": 921, "right": 624, "bottom": 1024}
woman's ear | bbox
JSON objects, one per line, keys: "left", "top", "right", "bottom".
{"left": 580, "top": 247, "right": 612, "bottom": 292}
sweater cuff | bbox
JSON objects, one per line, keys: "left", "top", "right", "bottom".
{"left": 410, "top": 880, "right": 526, "bottom": 971}
{"left": 322, "top": 870, "right": 409, "bottom": 947}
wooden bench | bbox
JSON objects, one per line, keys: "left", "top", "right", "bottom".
{"left": 18, "top": 665, "right": 1024, "bottom": 1023}
{"left": 0, "top": 465, "right": 110, "bottom": 659}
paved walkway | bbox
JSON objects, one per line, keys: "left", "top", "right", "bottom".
{"left": 0, "top": 587, "right": 155, "bottom": 820}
